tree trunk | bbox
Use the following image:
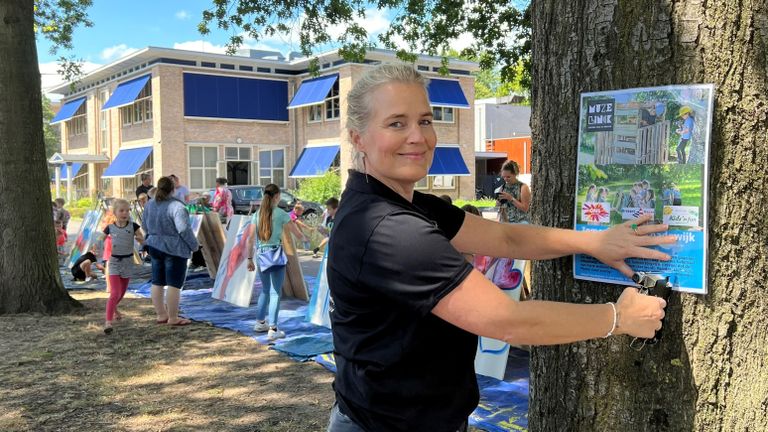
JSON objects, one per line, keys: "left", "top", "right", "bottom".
{"left": 529, "top": 0, "right": 768, "bottom": 430}
{"left": 0, "top": 1, "right": 81, "bottom": 314}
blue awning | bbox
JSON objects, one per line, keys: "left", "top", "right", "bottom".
{"left": 427, "top": 79, "right": 470, "bottom": 108}
{"left": 288, "top": 74, "right": 338, "bottom": 109}
{"left": 289, "top": 145, "right": 340, "bottom": 178}
{"left": 51, "top": 163, "right": 83, "bottom": 181}
{"left": 102, "top": 147, "right": 153, "bottom": 178}
{"left": 429, "top": 146, "right": 470, "bottom": 175}
{"left": 102, "top": 74, "right": 151, "bottom": 110}
{"left": 50, "top": 97, "right": 86, "bottom": 124}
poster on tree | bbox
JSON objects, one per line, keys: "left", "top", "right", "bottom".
{"left": 573, "top": 84, "right": 714, "bottom": 294}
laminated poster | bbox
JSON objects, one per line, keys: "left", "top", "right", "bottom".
{"left": 573, "top": 84, "right": 714, "bottom": 294}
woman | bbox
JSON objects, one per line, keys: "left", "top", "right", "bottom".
{"left": 496, "top": 160, "right": 531, "bottom": 223}
{"left": 212, "top": 177, "right": 234, "bottom": 223}
{"left": 326, "top": 64, "right": 674, "bottom": 432}
{"left": 245, "top": 184, "right": 306, "bottom": 341}
{"left": 143, "top": 176, "right": 199, "bottom": 326}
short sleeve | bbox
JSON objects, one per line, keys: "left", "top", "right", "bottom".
{"left": 357, "top": 212, "right": 473, "bottom": 316}
{"left": 133, "top": 222, "right": 141, "bottom": 232}
{"left": 276, "top": 208, "right": 291, "bottom": 227}
{"left": 103, "top": 226, "right": 110, "bottom": 236}
{"left": 413, "top": 193, "right": 466, "bottom": 239}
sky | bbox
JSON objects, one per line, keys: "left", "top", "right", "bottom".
{"left": 36, "top": 0, "right": 477, "bottom": 97}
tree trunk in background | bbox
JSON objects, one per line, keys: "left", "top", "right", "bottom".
{"left": 0, "top": 1, "right": 81, "bottom": 314}
{"left": 529, "top": 0, "right": 767, "bottom": 430}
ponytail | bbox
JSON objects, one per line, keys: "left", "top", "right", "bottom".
{"left": 258, "top": 184, "right": 280, "bottom": 242}
{"left": 155, "top": 177, "right": 175, "bottom": 201}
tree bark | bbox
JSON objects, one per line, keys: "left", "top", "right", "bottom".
{"left": 529, "top": 0, "right": 768, "bottom": 430}
{"left": 0, "top": 1, "right": 81, "bottom": 314}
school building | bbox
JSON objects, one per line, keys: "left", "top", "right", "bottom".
{"left": 47, "top": 47, "right": 478, "bottom": 202}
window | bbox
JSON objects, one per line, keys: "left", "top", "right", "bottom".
{"left": 259, "top": 149, "right": 285, "bottom": 188}
{"left": 123, "top": 155, "right": 154, "bottom": 197}
{"left": 414, "top": 177, "right": 429, "bottom": 190}
{"left": 308, "top": 104, "right": 323, "bottom": 123}
{"left": 188, "top": 146, "right": 218, "bottom": 190}
{"left": 120, "top": 81, "right": 153, "bottom": 127}
{"left": 431, "top": 175, "right": 456, "bottom": 189}
{"left": 99, "top": 90, "right": 109, "bottom": 151}
{"left": 325, "top": 81, "right": 340, "bottom": 120}
{"left": 224, "top": 147, "right": 251, "bottom": 160}
{"left": 432, "top": 106, "right": 454, "bottom": 123}
{"left": 67, "top": 103, "right": 87, "bottom": 136}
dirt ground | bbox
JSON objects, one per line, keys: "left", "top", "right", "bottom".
{"left": 0, "top": 290, "right": 336, "bottom": 432}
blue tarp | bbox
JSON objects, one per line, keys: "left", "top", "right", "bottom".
{"left": 127, "top": 271, "right": 529, "bottom": 431}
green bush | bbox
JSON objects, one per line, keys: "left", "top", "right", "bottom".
{"left": 454, "top": 199, "right": 497, "bottom": 209}
{"left": 295, "top": 171, "right": 341, "bottom": 204}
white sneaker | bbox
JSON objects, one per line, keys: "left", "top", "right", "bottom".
{"left": 267, "top": 328, "right": 285, "bottom": 341}
{"left": 253, "top": 320, "right": 269, "bottom": 333}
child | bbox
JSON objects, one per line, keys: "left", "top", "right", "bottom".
{"left": 54, "top": 198, "right": 71, "bottom": 231}
{"left": 313, "top": 197, "right": 339, "bottom": 258}
{"left": 102, "top": 199, "right": 144, "bottom": 334}
{"left": 71, "top": 249, "right": 103, "bottom": 282}
{"left": 289, "top": 203, "right": 312, "bottom": 249}
{"left": 55, "top": 220, "right": 68, "bottom": 263}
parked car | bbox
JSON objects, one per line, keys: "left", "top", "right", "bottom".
{"left": 208, "top": 185, "right": 322, "bottom": 221}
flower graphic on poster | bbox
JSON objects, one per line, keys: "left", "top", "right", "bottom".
{"left": 581, "top": 202, "right": 610, "bottom": 223}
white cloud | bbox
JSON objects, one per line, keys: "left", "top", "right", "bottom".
{"left": 39, "top": 60, "right": 103, "bottom": 100}
{"left": 100, "top": 44, "right": 139, "bottom": 61}
{"left": 175, "top": 10, "right": 190, "bottom": 20}
{"left": 448, "top": 32, "right": 476, "bottom": 52}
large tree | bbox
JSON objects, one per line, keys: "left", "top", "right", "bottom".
{"left": 0, "top": 1, "right": 89, "bottom": 314}
{"left": 528, "top": 1, "right": 767, "bottom": 430}
{"left": 208, "top": 0, "right": 768, "bottom": 430}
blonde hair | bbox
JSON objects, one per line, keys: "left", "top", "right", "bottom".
{"left": 112, "top": 198, "right": 130, "bottom": 213}
{"left": 346, "top": 64, "right": 429, "bottom": 170}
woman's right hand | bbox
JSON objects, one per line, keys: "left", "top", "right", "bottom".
{"left": 614, "top": 287, "right": 667, "bottom": 338}
{"left": 247, "top": 259, "right": 255, "bottom": 272}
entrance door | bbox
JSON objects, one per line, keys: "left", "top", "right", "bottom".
{"left": 227, "top": 161, "right": 250, "bottom": 185}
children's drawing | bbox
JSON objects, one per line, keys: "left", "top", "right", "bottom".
{"left": 67, "top": 209, "right": 103, "bottom": 269}
{"left": 211, "top": 215, "right": 257, "bottom": 307}
{"left": 474, "top": 256, "right": 527, "bottom": 380}
{"left": 307, "top": 244, "right": 331, "bottom": 328}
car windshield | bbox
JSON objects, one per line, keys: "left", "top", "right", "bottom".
{"left": 235, "top": 188, "right": 263, "bottom": 200}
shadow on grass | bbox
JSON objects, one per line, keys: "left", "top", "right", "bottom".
{"left": 0, "top": 292, "right": 335, "bottom": 432}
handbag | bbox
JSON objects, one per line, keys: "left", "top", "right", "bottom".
{"left": 257, "top": 244, "right": 287, "bottom": 273}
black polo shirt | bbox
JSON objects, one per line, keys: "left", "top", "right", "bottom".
{"left": 328, "top": 171, "right": 477, "bottom": 432}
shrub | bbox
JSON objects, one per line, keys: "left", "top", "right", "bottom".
{"left": 295, "top": 171, "right": 341, "bottom": 204}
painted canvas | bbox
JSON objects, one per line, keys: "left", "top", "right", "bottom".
{"left": 189, "top": 214, "right": 203, "bottom": 237}
{"left": 474, "top": 256, "right": 527, "bottom": 380}
{"left": 67, "top": 209, "right": 104, "bottom": 269}
{"left": 307, "top": 244, "right": 331, "bottom": 328}
{"left": 211, "top": 215, "right": 257, "bottom": 307}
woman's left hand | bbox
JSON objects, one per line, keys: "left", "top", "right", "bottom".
{"left": 589, "top": 214, "right": 677, "bottom": 277}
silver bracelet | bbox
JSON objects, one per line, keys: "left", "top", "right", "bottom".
{"left": 603, "top": 302, "right": 617, "bottom": 338}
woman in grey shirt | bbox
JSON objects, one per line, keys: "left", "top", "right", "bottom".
{"left": 143, "top": 176, "right": 199, "bottom": 326}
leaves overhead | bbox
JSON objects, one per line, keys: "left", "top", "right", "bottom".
{"left": 199, "top": 0, "right": 530, "bottom": 82}
{"left": 34, "top": 0, "right": 94, "bottom": 83}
